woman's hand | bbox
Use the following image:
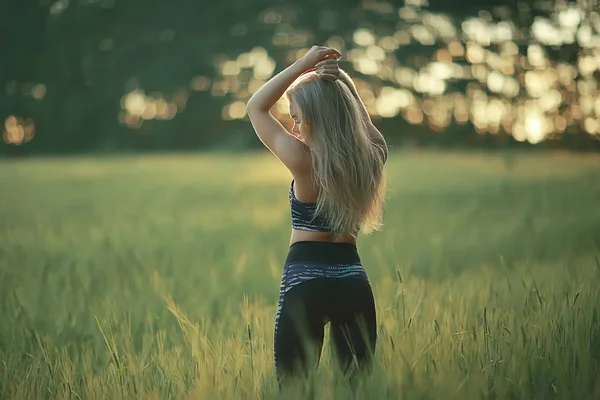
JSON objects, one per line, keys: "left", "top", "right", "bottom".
{"left": 296, "top": 46, "right": 342, "bottom": 74}
{"left": 315, "top": 58, "right": 341, "bottom": 82}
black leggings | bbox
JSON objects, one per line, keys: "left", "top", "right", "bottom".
{"left": 274, "top": 241, "right": 377, "bottom": 383}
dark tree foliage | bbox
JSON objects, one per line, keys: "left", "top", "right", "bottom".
{"left": 1, "top": 0, "right": 598, "bottom": 156}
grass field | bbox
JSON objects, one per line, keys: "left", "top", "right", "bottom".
{"left": 1, "top": 150, "right": 600, "bottom": 399}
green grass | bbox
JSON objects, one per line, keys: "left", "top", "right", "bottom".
{"left": 1, "top": 150, "right": 600, "bottom": 399}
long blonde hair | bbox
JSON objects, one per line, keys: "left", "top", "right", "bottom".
{"left": 286, "top": 72, "right": 386, "bottom": 237}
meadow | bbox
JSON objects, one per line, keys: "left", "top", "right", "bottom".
{"left": 1, "top": 150, "right": 600, "bottom": 399}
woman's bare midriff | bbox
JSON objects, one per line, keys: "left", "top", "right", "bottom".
{"left": 290, "top": 229, "right": 357, "bottom": 246}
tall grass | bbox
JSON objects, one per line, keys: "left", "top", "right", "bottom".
{"left": 1, "top": 150, "right": 599, "bottom": 399}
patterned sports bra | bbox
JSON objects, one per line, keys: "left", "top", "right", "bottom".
{"left": 289, "top": 180, "right": 334, "bottom": 232}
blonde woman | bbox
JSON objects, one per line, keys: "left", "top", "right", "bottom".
{"left": 246, "top": 46, "right": 388, "bottom": 385}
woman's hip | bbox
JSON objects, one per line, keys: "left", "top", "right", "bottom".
{"left": 280, "top": 241, "right": 369, "bottom": 296}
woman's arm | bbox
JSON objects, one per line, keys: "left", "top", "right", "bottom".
{"left": 246, "top": 46, "right": 341, "bottom": 173}
{"left": 246, "top": 62, "right": 305, "bottom": 114}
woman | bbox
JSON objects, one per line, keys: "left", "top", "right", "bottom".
{"left": 246, "top": 46, "right": 388, "bottom": 385}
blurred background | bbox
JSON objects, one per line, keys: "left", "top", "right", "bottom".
{"left": 2, "top": 0, "right": 600, "bottom": 157}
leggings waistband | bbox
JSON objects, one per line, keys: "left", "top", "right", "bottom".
{"left": 285, "top": 241, "right": 361, "bottom": 266}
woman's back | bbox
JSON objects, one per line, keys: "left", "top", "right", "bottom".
{"left": 285, "top": 68, "right": 387, "bottom": 245}
{"left": 289, "top": 174, "right": 357, "bottom": 245}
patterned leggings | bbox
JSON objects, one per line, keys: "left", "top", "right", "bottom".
{"left": 273, "top": 241, "right": 377, "bottom": 385}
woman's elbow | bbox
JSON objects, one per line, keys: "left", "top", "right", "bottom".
{"left": 246, "top": 99, "right": 258, "bottom": 116}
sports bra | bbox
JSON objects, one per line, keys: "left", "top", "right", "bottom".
{"left": 289, "top": 180, "right": 334, "bottom": 232}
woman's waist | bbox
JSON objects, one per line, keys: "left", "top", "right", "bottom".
{"left": 290, "top": 229, "right": 356, "bottom": 247}
{"left": 285, "top": 240, "right": 361, "bottom": 266}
